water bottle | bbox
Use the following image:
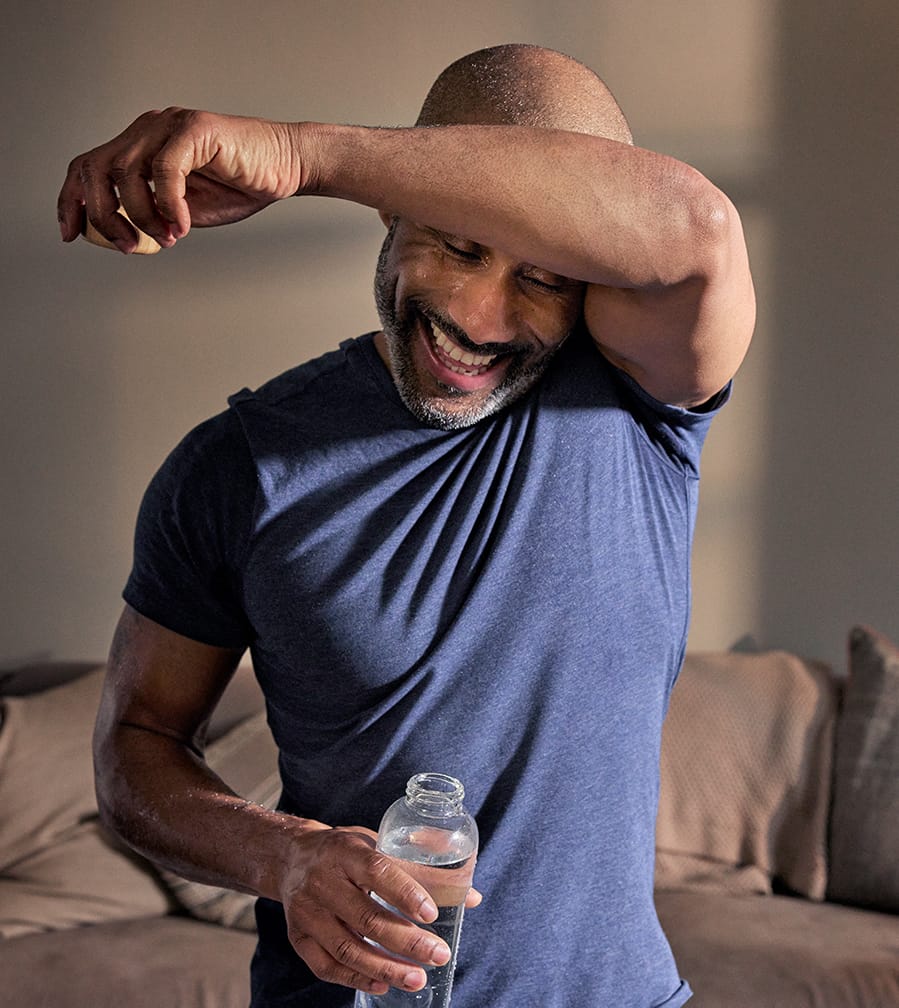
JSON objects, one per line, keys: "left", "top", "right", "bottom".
{"left": 354, "top": 772, "right": 478, "bottom": 1008}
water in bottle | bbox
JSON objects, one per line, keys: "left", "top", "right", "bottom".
{"left": 354, "top": 773, "right": 478, "bottom": 1008}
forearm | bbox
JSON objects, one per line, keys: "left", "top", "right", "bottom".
{"left": 59, "top": 109, "right": 728, "bottom": 286}
{"left": 94, "top": 719, "right": 311, "bottom": 900}
{"left": 299, "top": 121, "right": 724, "bottom": 288}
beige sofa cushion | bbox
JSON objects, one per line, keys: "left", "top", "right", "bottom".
{"left": 656, "top": 649, "right": 838, "bottom": 900}
{"left": 0, "top": 668, "right": 174, "bottom": 937}
{"left": 657, "top": 888, "right": 899, "bottom": 1008}
{"left": 828, "top": 625, "right": 899, "bottom": 911}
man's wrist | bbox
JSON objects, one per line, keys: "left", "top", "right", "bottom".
{"left": 285, "top": 120, "right": 344, "bottom": 198}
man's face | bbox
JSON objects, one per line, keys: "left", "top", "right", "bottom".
{"left": 374, "top": 218, "right": 584, "bottom": 430}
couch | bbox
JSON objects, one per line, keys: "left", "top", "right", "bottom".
{"left": 1, "top": 625, "right": 897, "bottom": 1007}
{"left": 654, "top": 626, "right": 899, "bottom": 1007}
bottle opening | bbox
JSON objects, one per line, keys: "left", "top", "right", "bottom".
{"left": 405, "top": 772, "right": 465, "bottom": 815}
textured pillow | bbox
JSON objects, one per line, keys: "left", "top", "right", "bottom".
{"left": 656, "top": 649, "right": 839, "bottom": 900}
{"left": 828, "top": 625, "right": 899, "bottom": 911}
{"left": 0, "top": 668, "right": 174, "bottom": 937}
{"left": 157, "top": 711, "right": 281, "bottom": 929}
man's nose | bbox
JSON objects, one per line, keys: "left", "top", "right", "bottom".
{"left": 446, "top": 272, "right": 519, "bottom": 346}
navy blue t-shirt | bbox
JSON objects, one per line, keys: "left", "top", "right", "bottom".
{"left": 125, "top": 330, "right": 727, "bottom": 1007}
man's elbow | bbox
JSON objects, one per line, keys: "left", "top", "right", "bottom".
{"left": 683, "top": 172, "right": 749, "bottom": 281}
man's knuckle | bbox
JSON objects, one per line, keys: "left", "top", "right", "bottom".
{"left": 357, "top": 905, "right": 384, "bottom": 937}
{"left": 288, "top": 894, "right": 313, "bottom": 922}
{"left": 150, "top": 150, "right": 177, "bottom": 176}
{"left": 300, "top": 947, "right": 332, "bottom": 982}
{"left": 109, "top": 156, "right": 133, "bottom": 184}
{"left": 367, "top": 851, "right": 395, "bottom": 882}
{"left": 407, "top": 929, "right": 437, "bottom": 960}
{"left": 77, "top": 155, "right": 101, "bottom": 183}
{"left": 287, "top": 926, "right": 310, "bottom": 949}
{"left": 304, "top": 870, "right": 328, "bottom": 901}
{"left": 334, "top": 935, "right": 363, "bottom": 967}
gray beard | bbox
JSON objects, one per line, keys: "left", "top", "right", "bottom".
{"left": 384, "top": 332, "right": 552, "bottom": 430}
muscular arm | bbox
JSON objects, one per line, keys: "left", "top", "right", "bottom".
{"left": 59, "top": 110, "right": 754, "bottom": 407}
{"left": 95, "top": 605, "right": 274, "bottom": 891}
{"left": 95, "top": 605, "right": 455, "bottom": 996}
{"left": 307, "top": 122, "right": 754, "bottom": 406}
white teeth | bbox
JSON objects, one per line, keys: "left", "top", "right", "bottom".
{"left": 432, "top": 323, "right": 496, "bottom": 372}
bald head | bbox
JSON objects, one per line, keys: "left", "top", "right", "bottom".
{"left": 416, "top": 44, "right": 632, "bottom": 143}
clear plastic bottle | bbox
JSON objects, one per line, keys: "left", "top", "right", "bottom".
{"left": 354, "top": 772, "right": 478, "bottom": 1008}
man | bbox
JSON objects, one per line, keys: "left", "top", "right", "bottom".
{"left": 58, "top": 44, "right": 754, "bottom": 1007}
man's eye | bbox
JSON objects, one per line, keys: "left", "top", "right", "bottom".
{"left": 524, "top": 274, "right": 564, "bottom": 292}
{"left": 443, "top": 240, "right": 480, "bottom": 261}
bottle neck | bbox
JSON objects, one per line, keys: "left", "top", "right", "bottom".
{"left": 404, "top": 772, "right": 465, "bottom": 818}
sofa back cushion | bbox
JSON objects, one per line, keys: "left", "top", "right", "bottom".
{"left": 828, "top": 625, "right": 899, "bottom": 912}
{"left": 656, "top": 649, "right": 839, "bottom": 900}
{"left": 0, "top": 667, "right": 175, "bottom": 937}
{"left": 0, "top": 660, "right": 272, "bottom": 938}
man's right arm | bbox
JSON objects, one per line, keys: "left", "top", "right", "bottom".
{"left": 59, "top": 108, "right": 752, "bottom": 407}
{"left": 95, "top": 604, "right": 454, "bottom": 997}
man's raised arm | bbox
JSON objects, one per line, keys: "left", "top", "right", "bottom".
{"left": 59, "top": 110, "right": 752, "bottom": 405}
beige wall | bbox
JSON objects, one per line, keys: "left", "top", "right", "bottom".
{"left": 3, "top": 1, "right": 897, "bottom": 673}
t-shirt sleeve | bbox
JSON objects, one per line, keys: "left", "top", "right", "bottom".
{"left": 123, "top": 409, "right": 256, "bottom": 648}
{"left": 610, "top": 363, "right": 732, "bottom": 477}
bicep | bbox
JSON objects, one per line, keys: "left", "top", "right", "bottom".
{"left": 583, "top": 196, "right": 755, "bottom": 408}
{"left": 97, "top": 604, "right": 246, "bottom": 755}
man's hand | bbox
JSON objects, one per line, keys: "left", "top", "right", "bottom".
{"left": 281, "top": 823, "right": 479, "bottom": 996}
{"left": 57, "top": 108, "right": 310, "bottom": 253}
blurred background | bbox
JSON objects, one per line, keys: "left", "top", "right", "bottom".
{"left": 2, "top": 0, "right": 896, "bottom": 674}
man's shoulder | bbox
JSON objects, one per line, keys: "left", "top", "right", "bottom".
{"left": 232, "top": 333, "right": 380, "bottom": 412}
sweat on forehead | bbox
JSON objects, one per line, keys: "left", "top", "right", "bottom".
{"left": 415, "top": 43, "right": 633, "bottom": 143}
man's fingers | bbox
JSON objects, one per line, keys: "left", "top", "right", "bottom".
{"left": 57, "top": 157, "right": 88, "bottom": 243}
{"left": 109, "top": 166, "right": 173, "bottom": 247}
{"left": 346, "top": 886, "right": 450, "bottom": 966}
{"left": 57, "top": 108, "right": 192, "bottom": 252}
{"left": 81, "top": 209, "right": 162, "bottom": 255}
{"left": 288, "top": 898, "right": 431, "bottom": 994}
{"left": 324, "top": 828, "right": 439, "bottom": 925}
{"left": 301, "top": 844, "right": 447, "bottom": 961}
{"left": 361, "top": 849, "right": 440, "bottom": 924}
{"left": 281, "top": 827, "right": 458, "bottom": 992}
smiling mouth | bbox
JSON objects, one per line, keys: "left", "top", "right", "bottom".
{"left": 429, "top": 321, "right": 504, "bottom": 377}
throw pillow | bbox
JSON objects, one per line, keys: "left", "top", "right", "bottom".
{"left": 0, "top": 667, "right": 174, "bottom": 938}
{"left": 156, "top": 711, "right": 281, "bottom": 929}
{"left": 828, "top": 624, "right": 899, "bottom": 912}
{"left": 656, "top": 649, "right": 839, "bottom": 900}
